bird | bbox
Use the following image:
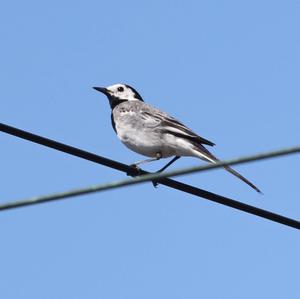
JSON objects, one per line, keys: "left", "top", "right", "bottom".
{"left": 93, "top": 83, "right": 261, "bottom": 193}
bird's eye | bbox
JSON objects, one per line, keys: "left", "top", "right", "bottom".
{"left": 117, "top": 86, "right": 124, "bottom": 92}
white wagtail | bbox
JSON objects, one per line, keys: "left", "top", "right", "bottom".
{"left": 94, "top": 83, "right": 261, "bottom": 193}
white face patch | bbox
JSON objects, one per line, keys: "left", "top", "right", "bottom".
{"left": 106, "top": 84, "right": 139, "bottom": 101}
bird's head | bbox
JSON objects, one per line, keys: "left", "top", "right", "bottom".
{"left": 93, "top": 83, "right": 144, "bottom": 109}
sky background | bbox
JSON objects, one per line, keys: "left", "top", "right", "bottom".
{"left": 0, "top": 0, "right": 299, "bottom": 298}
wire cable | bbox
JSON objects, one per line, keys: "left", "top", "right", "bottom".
{"left": 0, "top": 168, "right": 299, "bottom": 229}
{"left": 1, "top": 122, "right": 299, "bottom": 229}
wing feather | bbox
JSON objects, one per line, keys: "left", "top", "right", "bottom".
{"left": 140, "top": 108, "right": 215, "bottom": 146}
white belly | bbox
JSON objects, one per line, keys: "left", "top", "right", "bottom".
{"left": 116, "top": 124, "right": 165, "bottom": 157}
{"left": 115, "top": 123, "right": 194, "bottom": 158}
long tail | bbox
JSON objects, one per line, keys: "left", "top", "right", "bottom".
{"left": 194, "top": 146, "right": 262, "bottom": 193}
{"left": 222, "top": 164, "right": 261, "bottom": 193}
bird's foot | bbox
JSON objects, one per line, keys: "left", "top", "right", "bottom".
{"left": 126, "top": 164, "right": 142, "bottom": 177}
{"left": 151, "top": 169, "right": 164, "bottom": 188}
{"left": 152, "top": 180, "right": 159, "bottom": 188}
{"left": 127, "top": 164, "right": 159, "bottom": 188}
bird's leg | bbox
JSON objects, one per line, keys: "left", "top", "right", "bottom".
{"left": 152, "top": 156, "right": 181, "bottom": 188}
{"left": 128, "top": 153, "right": 163, "bottom": 186}
{"left": 130, "top": 152, "right": 162, "bottom": 169}
{"left": 156, "top": 156, "right": 181, "bottom": 173}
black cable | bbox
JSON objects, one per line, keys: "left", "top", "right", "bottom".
{"left": 1, "top": 122, "right": 299, "bottom": 229}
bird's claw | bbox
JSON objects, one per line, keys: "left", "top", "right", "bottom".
{"left": 127, "top": 164, "right": 159, "bottom": 188}
{"left": 126, "top": 164, "right": 141, "bottom": 177}
{"left": 152, "top": 180, "right": 159, "bottom": 188}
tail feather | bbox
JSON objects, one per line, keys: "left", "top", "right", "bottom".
{"left": 193, "top": 146, "right": 262, "bottom": 193}
{"left": 222, "top": 164, "right": 262, "bottom": 193}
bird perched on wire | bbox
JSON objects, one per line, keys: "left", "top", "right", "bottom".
{"left": 93, "top": 83, "right": 261, "bottom": 193}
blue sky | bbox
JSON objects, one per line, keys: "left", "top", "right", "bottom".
{"left": 1, "top": 0, "right": 299, "bottom": 298}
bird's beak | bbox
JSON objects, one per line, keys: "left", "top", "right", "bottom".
{"left": 93, "top": 87, "right": 110, "bottom": 96}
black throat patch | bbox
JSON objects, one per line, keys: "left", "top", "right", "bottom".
{"left": 108, "top": 96, "right": 128, "bottom": 110}
{"left": 110, "top": 112, "right": 117, "bottom": 133}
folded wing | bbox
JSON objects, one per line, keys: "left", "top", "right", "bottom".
{"left": 140, "top": 109, "right": 215, "bottom": 147}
